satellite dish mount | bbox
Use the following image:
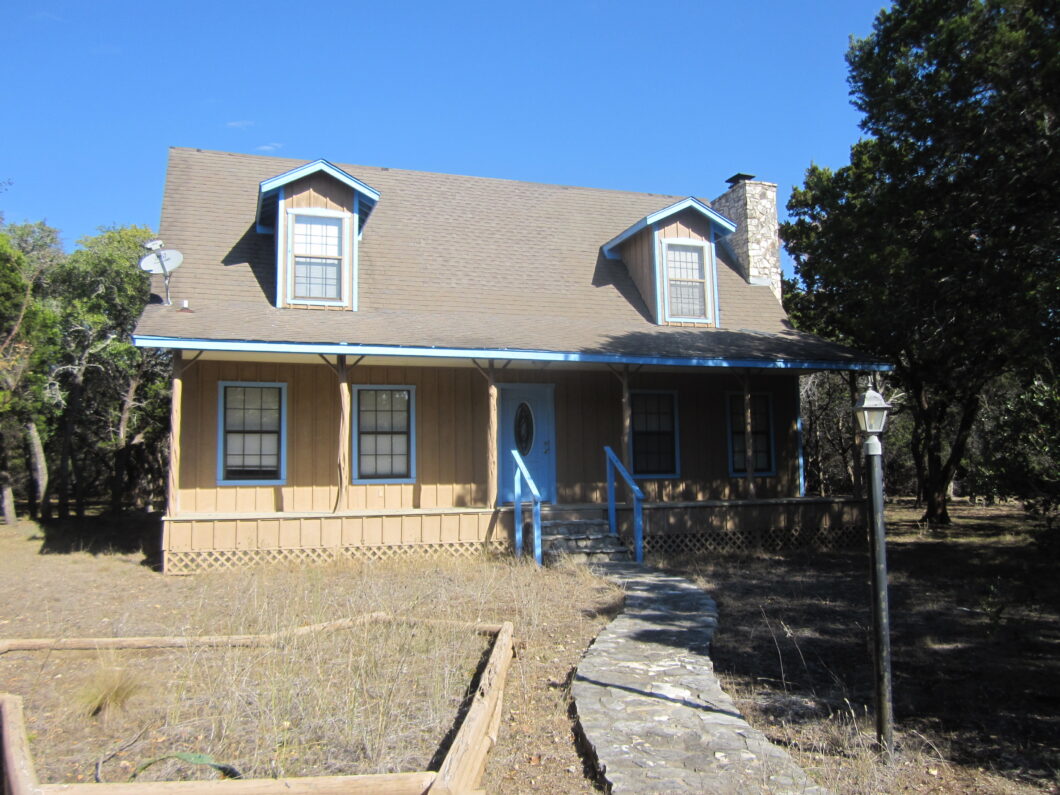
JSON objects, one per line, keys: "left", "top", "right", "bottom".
{"left": 139, "top": 242, "right": 184, "bottom": 306}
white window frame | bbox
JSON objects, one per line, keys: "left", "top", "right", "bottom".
{"left": 661, "top": 237, "right": 714, "bottom": 323}
{"left": 216, "top": 381, "right": 288, "bottom": 486}
{"left": 351, "top": 385, "right": 417, "bottom": 485}
{"left": 285, "top": 208, "right": 353, "bottom": 308}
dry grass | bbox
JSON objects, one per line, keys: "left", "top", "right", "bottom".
{"left": 658, "top": 500, "right": 1060, "bottom": 794}
{"left": 0, "top": 525, "right": 621, "bottom": 790}
{"left": 77, "top": 658, "right": 142, "bottom": 719}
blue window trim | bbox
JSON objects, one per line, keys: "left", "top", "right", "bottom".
{"left": 725, "top": 391, "right": 777, "bottom": 478}
{"left": 795, "top": 378, "right": 806, "bottom": 496}
{"left": 628, "top": 389, "right": 681, "bottom": 480}
{"left": 351, "top": 385, "right": 417, "bottom": 485}
{"left": 710, "top": 226, "right": 722, "bottom": 327}
{"left": 217, "top": 381, "right": 288, "bottom": 486}
{"left": 661, "top": 238, "right": 714, "bottom": 324}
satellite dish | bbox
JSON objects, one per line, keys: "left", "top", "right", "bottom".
{"left": 138, "top": 249, "right": 183, "bottom": 275}
{"left": 138, "top": 249, "right": 184, "bottom": 305}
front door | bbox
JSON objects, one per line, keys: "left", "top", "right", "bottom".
{"left": 499, "top": 384, "right": 556, "bottom": 503}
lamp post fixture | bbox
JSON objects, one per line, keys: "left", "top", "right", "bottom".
{"left": 853, "top": 388, "right": 894, "bottom": 756}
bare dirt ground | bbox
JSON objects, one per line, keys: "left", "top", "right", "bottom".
{"left": 661, "top": 500, "right": 1060, "bottom": 794}
{"left": 0, "top": 516, "right": 622, "bottom": 792}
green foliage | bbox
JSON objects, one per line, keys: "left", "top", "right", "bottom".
{"left": 782, "top": 0, "right": 1060, "bottom": 523}
{"left": 965, "top": 372, "right": 1060, "bottom": 530}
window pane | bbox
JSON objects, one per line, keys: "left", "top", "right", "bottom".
{"left": 356, "top": 390, "right": 412, "bottom": 480}
{"left": 670, "top": 280, "right": 706, "bottom": 318}
{"left": 224, "top": 386, "right": 282, "bottom": 479}
{"left": 666, "top": 244, "right": 704, "bottom": 280}
{"left": 631, "top": 393, "right": 676, "bottom": 475}
{"left": 294, "top": 257, "right": 340, "bottom": 300}
{"left": 729, "top": 394, "right": 772, "bottom": 473}
{"left": 293, "top": 216, "right": 342, "bottom": 257}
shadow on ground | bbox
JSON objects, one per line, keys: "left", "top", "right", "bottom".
{"left": 648, "top": 501, "right": 1060, "bottom": 789}
{"left": 36, "top": 511, "right": 163, "bottom": 569}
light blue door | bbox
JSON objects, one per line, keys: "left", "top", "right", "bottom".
{"left": 499, "top": 384, "right": 555, "bottom": 504}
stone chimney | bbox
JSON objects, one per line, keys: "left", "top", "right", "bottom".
{"left": 710, "top": 174, "right": 782, "bottom": 303}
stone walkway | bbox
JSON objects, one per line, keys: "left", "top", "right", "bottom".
{"left": 572, "top": 563, "right": 827, "bottom": 794}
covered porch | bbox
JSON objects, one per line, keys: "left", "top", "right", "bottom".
{"left": 160, "top": 346, "right": 868, "bottom": 573}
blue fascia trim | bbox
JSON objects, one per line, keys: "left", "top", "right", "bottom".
{"left": 602, "top": 197, "right": 737, "bottom": 260}
{"left": 259, "top": 159, "right": 381, "bottom": 201}
{"left": 134, "top": 335, "right": 893, "bottom": 372}
{"left": 217, "top": 381, "right": 288, "bottom": 486}
{"left": 628, "top": 389, "right": 681, "bottom": 480}
{"left": 350, "top": 384, "right": 417, "bottom": 485}
{"left": 725, "top": 390, "right": 777, "bottom": 478}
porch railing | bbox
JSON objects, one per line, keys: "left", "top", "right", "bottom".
{"left": 604, "top": 445, "right": 644, "bottom": 564}
{"left": 512, "top": 449, "right": 543, "bottom": 565}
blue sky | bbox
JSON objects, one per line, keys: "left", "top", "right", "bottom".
{"left": 1, "top": 0, "right": 888, "bottom": 270}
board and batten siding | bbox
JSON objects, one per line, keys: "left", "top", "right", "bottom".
{"left": 179, "top": 360, "right": 798, "bottom": 510}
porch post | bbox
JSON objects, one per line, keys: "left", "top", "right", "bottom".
{"left": 167, "top": 350, "right": 183, "bottom": 518}
{"left": 334, "top": 354, "right": 350, "bottom": 513}
{"left": 487, "top": 362, "right": 499, "bottom": 508}
{"left": 620, "top": 365, "right": 631, "bottom": 468}
{"left": 743, "top": 375, "right": 756, "bottom": 498}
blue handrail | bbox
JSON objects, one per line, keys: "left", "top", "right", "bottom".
{"left": 604, "top": 446, "right": 645, "bottom": 563}
{"left": 512, "top": 449, "right": 543, "bottom": 565}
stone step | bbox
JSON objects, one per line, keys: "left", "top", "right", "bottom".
{"left": 540, "top": 518, "right": 611, "bottom": 535}
{"left": 542, "top": 533, "right": 627, "bottom": 551}
{"left": 539, "top": 506, "right": 607, "bottom": 522}
{"left": 545, "top": 547, "right": 632, "bottom": 565}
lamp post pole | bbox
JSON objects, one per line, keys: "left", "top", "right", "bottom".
{"left": 865, "top": 430, "right": 894, "bottom": 756}
{"left": 854, "top": 388, "right": 894, "bottom": 757}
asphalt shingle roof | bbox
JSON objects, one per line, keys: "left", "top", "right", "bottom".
{"left": 134, "top": 148, "right": 881, "bottom": 367}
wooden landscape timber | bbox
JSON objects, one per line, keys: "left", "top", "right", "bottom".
{"left": 0, "top": 620, "right": 517, "bottom": 794}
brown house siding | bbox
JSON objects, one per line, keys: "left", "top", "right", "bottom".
{"left": 177, "top": 360, "right": 799, "bottom": 514}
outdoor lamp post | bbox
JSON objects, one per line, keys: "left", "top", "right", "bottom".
{"left": 854, "top": 388, "right": 894, "bottom": 756}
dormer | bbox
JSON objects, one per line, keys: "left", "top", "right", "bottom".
{"left": 256, "top": 159, "right": 380, "bottom": 310}
{"left": 602, "top": 197, "right": 736, "bottom": 327}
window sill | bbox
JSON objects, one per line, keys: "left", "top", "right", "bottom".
{"left": 217, "top": 478, "right": 286, "bottom": 486}
{"left": 352, "top": 477, "right": 417, "bottom": 485}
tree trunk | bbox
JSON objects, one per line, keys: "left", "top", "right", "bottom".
{"left": 0, "top": 433, "right": 15, "bottom": 524}
{"left": 57, "top": 367, "right": 85, "bottom": 520}
{"left": 110, "top": 366, "right": 142, "bottom": 513}
{"left": 919, "top": 390, "right": 981, "bottom": 526}
{"left": 22, "top": 418, "right": 46, "bottom": 520}
{"left": 848, "top": 372, "right": 864, "bottom": 497}
{"left": 0, "top": 476, "right": 14, "bottom": 525}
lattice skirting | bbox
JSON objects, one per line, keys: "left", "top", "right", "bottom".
{"left": 639, "top": 524, "right": 863, "bottom": 558}
{"left": 165, "top": 540, "right": 513, "bottom": 574}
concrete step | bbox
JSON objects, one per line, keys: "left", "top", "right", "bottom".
{"left": 542, "top": 533, "right": 626, "bottom": 550}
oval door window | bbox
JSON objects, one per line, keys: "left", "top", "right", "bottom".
{"left": 514, "top": 402, "right": 534, "bottom": 456}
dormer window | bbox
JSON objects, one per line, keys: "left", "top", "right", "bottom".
{"left": 664, "top": 240, "right": 711, "bottom": 321}
{"left": 290, "top": 212, "right": 347, "bottom": 302}
{"left": 256, "top": 159, "right": 379, "bottom": 311}
{"left": 600, "top": 197, "right": 735, "bottom": 328}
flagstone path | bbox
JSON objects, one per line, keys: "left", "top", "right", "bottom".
{"left": 573, "top": 563, "right": 827, "bottom": 794}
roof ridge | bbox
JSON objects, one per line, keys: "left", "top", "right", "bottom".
{"left": 168, "top": 146, "right": 692, "bottom": 203}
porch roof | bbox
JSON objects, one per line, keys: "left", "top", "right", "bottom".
{"left": 134, "top": 326, "right": 889, "bottom": 371}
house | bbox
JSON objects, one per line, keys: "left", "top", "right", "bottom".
{"left": 133, "top": 148, "right": 886, "bottom": 573}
